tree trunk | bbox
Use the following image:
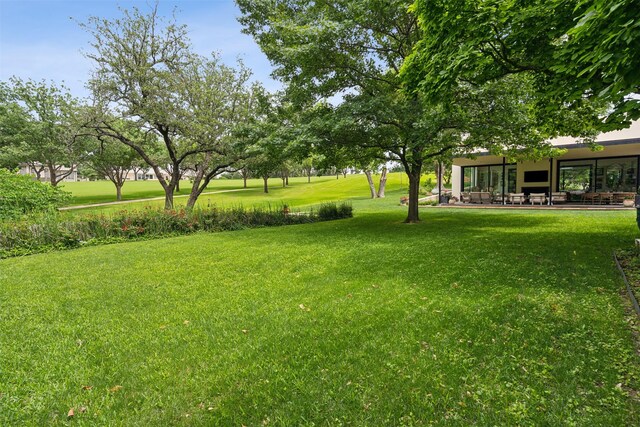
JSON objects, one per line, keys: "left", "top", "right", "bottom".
{"left": 285, "top": 174, "right": 289, "bottom": 186}
{"left": 377, "top": 167, "right": 388, "bottom": 198}
{"left": 187, "top": 170, "right": 204, "bottom": 210}
{"left": 31, "top": 164, "right": 44, "bottom": 181}
{"left": 48, "top": 163, "right": 58, "bottom": 187}
{"left": 364, "top": 170, "right": 378, "bottom": 199}
{"left": 263, "top": 176, "right": 269, "bottom": 193}
{"left": 186, "top": 186, "right": 202, "bottom": 209}
{"left": 240, "top": 167, "right": 249, "bottom": 188}
{"left": 307, "top": 169, "right": 311, "bottom": 183}
{"left": 406, "top": 169, "right": 421, "bottom": 223}
{"left": 343, "top": 169, "right": 347, "bottom": 178}
{"left": 116, "top": 184, "right": 122, "bottom": 201}
{"left": 336, "top": 173, "right": 339, "bottom": 179}
{"left": 176, "top": 179, "right": 181, "bottom": 193}
{"left": 164, "top": 187, "right": 174, "bottom": 210}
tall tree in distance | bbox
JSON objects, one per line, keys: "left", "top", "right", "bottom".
{"left": 85, "top": 137, "right": 138, "bottom": 201}
{"left": 82, "top": 122, "right": 153, "bottom": 201}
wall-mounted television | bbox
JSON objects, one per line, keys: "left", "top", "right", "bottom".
{"left": 524, "top": 170, "right": 549, "bottom": 182}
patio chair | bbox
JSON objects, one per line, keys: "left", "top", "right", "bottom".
{"left": 479, "top": 192, "right": 492, "bottom": 204}
{"left": 551, "top": 192, "right": 567, "bottom": 204}
{"left": 469, "top": 192, "right": 482, "bottom": 204}
{"left": 598, "top": 192, "right": 613, "bottom": 205}
{"left": 582, "top": 192, "right": 598, "bottom": 204}
{"left": 460, "top": 192, "right": 471, "bottom": 203}
{"left": 612, "top": 192, "right": 633, "bottom": 204}
{"left": 529, "top": 193, "right": 546, "bottom": 205}
{"left": 508, "top": 193, "right": 526, "bottom": 205}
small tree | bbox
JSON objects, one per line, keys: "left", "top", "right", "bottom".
{"left": 83, "top": 132, "right": 141, "bottom": 201}
{"left": 2, "top": 78, "right": 88, "bottom": 185}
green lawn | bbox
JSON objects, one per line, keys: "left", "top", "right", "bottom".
{"left": 60, "top": 173, "right": 413, "bottom": 215}
{"left": 1, "top": 196, "right": 639, "bottom": 425}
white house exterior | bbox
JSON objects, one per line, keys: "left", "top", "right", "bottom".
{"left": 18, "top": 163, "right": 79, "bottom": 182}
{"left": 451, "top": 121, "right": 640, "bottom": 204}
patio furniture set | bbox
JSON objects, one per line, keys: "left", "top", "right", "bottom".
{"left": 459, "top": 191, "right": 635, "bottom": 205}
{"left": 579, "top": 192, "right": 635, "bottom": 205}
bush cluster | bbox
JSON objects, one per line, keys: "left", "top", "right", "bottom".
{"left": 0, "top": 202, "right": 354, "bottom": 258}
{"left": 316, "top": 202, "right": 353, "bottom": 220}
{"left": 0, "top": 169, "right": 70, "bottom": 220}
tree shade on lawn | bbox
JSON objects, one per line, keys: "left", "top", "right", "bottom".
{"left": 1, "top": 202, "right": 639, "bottom": 425}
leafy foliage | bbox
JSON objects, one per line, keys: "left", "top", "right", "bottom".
{"left": 404, "top": 0, "right": 637, "bottom": 129}
{"left": 83, "top": 5, "right": 255, "bottom": 209}
{"left": 316, "top": 202, "right": 353, "bottom": 221}
{"left": 0, "top": 79, "right": 88, "bottom": 185}
{"left": 0, "top": 169, "right": 69, "bottom": 220}
{"left": 0, "top": 202, "right": 353, "bottom": 258}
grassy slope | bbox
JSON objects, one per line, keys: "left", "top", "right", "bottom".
{"left": 1, "top": 197, "right": 639, "bottom": 425}
{"left": 60, "top": 173, "right": 413, "bottom": 212}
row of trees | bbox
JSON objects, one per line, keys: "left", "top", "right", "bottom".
{"left": 0, "top": 77, "right": 373, "bottom": 203}
{"left": 0, "top": 5, "right": 363, "bottom": 209}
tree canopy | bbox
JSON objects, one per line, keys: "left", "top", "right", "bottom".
{"left": 0, "top": 78, "right": 88, "bottom": 185}
{"left": 403, "top": 0, "right": 639, "bottom": 130}
{"left": 83, "top": 4, "right": 256, "bottom": 209}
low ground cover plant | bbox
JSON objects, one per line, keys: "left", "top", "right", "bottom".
{"left": 0, "top": 202, "right": 353, "bottom": 258}
{"left": 0, "top": 169, "right": 69, "bottom": 220}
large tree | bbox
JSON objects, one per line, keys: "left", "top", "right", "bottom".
{"left": 83, "top": 5, "right": 253, "bottom": 209}
{"left": 238, "top": 0, "right": 553, "bottom": 222}
{"left": 403, "top": 0, "right": 637, "bottom": 130}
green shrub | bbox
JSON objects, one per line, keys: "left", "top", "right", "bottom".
{"left": 317, "top": 203, "right": 339, "bottom": 220}
{"left": 0, "top": 202, "right": 354, "bottom": 258}
{"left": 337, "top": 202, "right": 353, "bottom": 218}
{"left": 0, "top": 169, "right": 69, "bottom": 220}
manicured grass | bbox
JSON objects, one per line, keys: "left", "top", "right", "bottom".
{"left": 61, "top": 173, "right": 413, "bottom": 215}
{"left": 60, "top": 179, "right": 239, "bottom": 206}
{"left": 1, "top": 199, "right": 639, "bottom": 425}
{"left": 62, "top": 173, "right": 412, "bottom": 206}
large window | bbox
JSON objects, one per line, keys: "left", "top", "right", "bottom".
{"left": 462, "top": 164, "right": 514, "bottom": 193}
{"left": 558, "top": 156, "right": 638, "bottom": 193}
{"left": 558, "top": 160, "right": 594, "bottom": 192}
{"left": 596, "top": 157, "right": 637, "bottom": 192}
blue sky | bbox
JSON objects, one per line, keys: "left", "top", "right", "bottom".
{"left": 0, "top": 0, "right": 280, "bottom": 98}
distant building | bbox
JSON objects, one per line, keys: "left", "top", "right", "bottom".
{"left": 19, "top": 163, "right": 79, "bottom": 182}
